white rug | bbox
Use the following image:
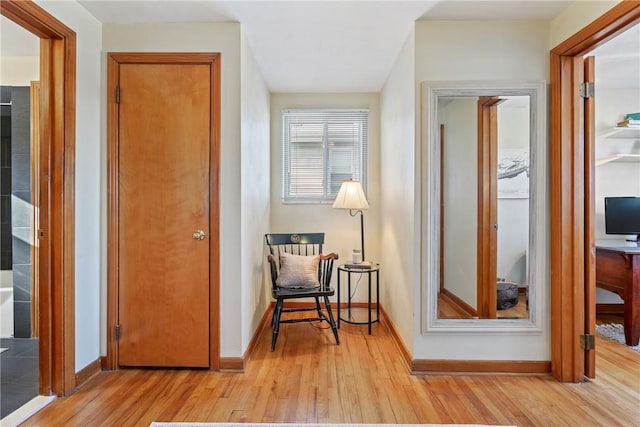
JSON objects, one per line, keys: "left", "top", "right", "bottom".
{"left": 0, "top": 348, "right": 8, "bottom": 354}
{"left": 596, "top": 323, "right": 640, "bottom": 352}
{"left": 151, "top": 423, "right": 514, "bottom": 427}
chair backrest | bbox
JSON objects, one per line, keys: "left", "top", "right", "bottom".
{"left": 264, "top": 233, "right": 334, "bottom": 290}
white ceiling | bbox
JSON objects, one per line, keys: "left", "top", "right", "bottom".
{"left": 2, "top": 1, "right": 638, "bottom": 92}
{"left": 74, "top": 0, "right": 575, "bottom": 92}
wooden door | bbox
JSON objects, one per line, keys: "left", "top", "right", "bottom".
{"left": 116, "top": 61, "right": 211, "bottom": 367}
{"left": 584, "top": 55, "right": 596, "bottom": 378}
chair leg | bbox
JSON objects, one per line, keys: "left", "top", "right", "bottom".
{"left": 324, "top": 296, "right": 340, "bottom": 345}
{"left": 271, "top": 299, "right": 284, "bottom": 351}
{"left": 314, "top": 297, "right": 323, "bottom": 318}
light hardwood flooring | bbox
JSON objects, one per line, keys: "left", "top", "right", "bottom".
{"left": 20, "top": 311, "right": 640, "bottom": 426}
{"left": 438, "top": 294, "right": 529, "bottom": 320}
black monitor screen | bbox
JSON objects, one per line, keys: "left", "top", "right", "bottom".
{"left": 605, "top": 196, "right": 640, "bottom": 237}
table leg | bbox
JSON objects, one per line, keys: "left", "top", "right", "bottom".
{"left": 625, "top": 257, "right": 640, "bottom": 346}
{"left": 368, "top": 270, "right": 372, "bottom": 335}
{"left": 337, "top": 269, "right": 341, "bottom": 329}
{"left": 347, "top": 272, "right": 352, "bottom": 318}
{"left": 376, "top": 269, "right": 380, "bottom": 324}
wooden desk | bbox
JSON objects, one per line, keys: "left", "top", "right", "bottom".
{"left": 595, "top": 242, "right": 640, "bottom": 346}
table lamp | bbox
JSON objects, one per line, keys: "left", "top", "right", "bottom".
{"left": 332, "top": 179, "right": 369, "bottom": 265}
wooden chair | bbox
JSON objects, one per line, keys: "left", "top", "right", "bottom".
{"left": 265, "top": 233, "right": 340, "bottom": 351}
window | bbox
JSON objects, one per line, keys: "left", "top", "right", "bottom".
{"left": 282, "top": 109, "right": 368, "bottom": 203}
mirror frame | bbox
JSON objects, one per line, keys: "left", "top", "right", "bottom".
{"left": 421, "top": 80, "right": 547, "bottom": 333}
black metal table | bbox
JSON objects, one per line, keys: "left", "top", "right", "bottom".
{"left": 337, "top": 264, "right": 380, "bottom": 334}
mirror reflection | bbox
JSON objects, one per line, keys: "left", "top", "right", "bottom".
{"left": 437, "top": 95, "right": 530, "bottom": 320}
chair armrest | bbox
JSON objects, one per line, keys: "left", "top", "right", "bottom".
{"left": 319, "top": 252, "right": 339, "bottom": 261}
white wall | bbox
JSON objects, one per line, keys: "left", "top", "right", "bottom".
{"left": 379, "top": 27, "right": 415, "bottom": 353}
{"left": 0, "top": 15, "right": 39, "bottom": 85}
{"left": 497, "top": 101, "right": 530, "bottom": 286}
{"left": 35, "top": 0, "right": 103, "bottom": 372}
{"left": 240, "top": 30, "right": 272, "bottom": 352}
{"left": 595, "top": 88, "right": 640, "bottom": 241}
{"left": 549, "top": 1, "right": 620, "bottom": 49}
{"left": 102, "top": 22, "right": 244, "bottom": 357}
{"left": 0, "top": 19, "right": 39, "bottom": 340}
{"left": 269, "top": 92, "right": 381, "bottom": 302}
{"left": 0, "top": 58, "right": 39, "bottom": 86}
{"left": 594, "top": 88, "right": 640, "bottom": 304}
{"left": 414, "top": 20, "right": 550, "bottom": 360}
{"left": 441, "top": 98, "right": 477, "bottom": 308}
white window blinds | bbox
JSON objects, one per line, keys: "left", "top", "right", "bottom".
{"left": 282, "top": 109, "right": 368, "bottom": 203}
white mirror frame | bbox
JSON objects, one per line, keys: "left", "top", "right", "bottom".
{"left": 421, "top": 80, "right": 547, "bottom": 333}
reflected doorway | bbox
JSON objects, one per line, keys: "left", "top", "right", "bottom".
{"left": 438, "top": 95, "right": 530, "bottom": 320}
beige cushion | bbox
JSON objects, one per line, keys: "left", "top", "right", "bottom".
{"left": 276, "top": 253, "right": 320, "bottom": 288}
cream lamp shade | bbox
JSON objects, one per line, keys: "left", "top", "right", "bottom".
{"left": 332, "top": 180, "right": 369, "bottom": 210}
{"left": 332, "top": 179, "right": 369, "bottom": 263}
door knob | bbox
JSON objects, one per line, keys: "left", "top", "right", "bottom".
{"left": 193, "top": 230, "right": 206, "bottom": 240}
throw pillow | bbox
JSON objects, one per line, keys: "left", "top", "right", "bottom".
{"left": 276, "top": 252, "right": 320, "bottom": 289}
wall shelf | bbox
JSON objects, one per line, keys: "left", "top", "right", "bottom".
{"left": 595, "top": 153, "right": 640, "bottom": 166}
{"left": 600, "top": 126, "right": 640, "bottom": 140}
{"left": 596, "top": 126, "right": 640, "bottom": 166}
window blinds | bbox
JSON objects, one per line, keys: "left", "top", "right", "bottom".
{"left": 282, "top": 109, "right": 368, "bottom": 203}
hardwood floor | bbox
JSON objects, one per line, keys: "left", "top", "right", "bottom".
{"left": 20, "top": 312, "right": 640, "bottom": 426}
{"left": 438, "top": 293, "right": 529, "bottom": 319}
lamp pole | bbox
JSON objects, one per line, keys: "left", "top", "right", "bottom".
{"left": 351, "top": 209, "right": 365, "bottom": 262}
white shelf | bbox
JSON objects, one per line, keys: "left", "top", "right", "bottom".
{"left": 600, "top": 126, "right": 640, "bottom": 139}
{"left": 596, "top": 125, "right": 640, "bottom": 166}
{"left": 595, "top": 153, "right": 640, "bottom": 166}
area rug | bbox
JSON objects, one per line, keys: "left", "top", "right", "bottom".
{"left": 596, "top": 323, "right": 640, "bottom": 352}
{"left": 151, "top": 423, "right": 514, "bottom": 427}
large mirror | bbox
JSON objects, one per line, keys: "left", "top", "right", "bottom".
{"left": 421, "top": 81, "right": 547, "bottom": 332}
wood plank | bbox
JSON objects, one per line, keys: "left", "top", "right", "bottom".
{"left": 20, "top": 311, "right": 640, "bottom": 426}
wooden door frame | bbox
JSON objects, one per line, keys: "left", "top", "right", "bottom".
{"left": 550, "top": 0, "right": 640, "bottom": 382}
{"left": 1, "top": 0, "right": 76, "bottom": 395}
{"left": 105, "top": 52, "right": 221, "bottom": 370}
{"left": 583, "top": 56, "right": 596, "bottom": 379}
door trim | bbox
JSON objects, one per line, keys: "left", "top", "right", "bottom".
{"left": 549, "top": 1, "right": 640, "bottom": 382}
{"left": 0, "top": 0, "right": 76, "bottom": 396}
{"left": 105, "top": 52, "right": 221, "bottom": 370}
{"left": 583, "top": 55, "right": 596, "bottom": 379}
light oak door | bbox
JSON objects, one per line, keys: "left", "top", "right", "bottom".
{"left": 116, "top": 61, "right": 211, "bottom": 367}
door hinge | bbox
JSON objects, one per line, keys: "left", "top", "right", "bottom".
{"left": 115, "top": 324, "right": 121, "bottom": 341}
{"left": 580, "top": 333, "right": 595, "bottom": 351}
{"left": 579, "top": 82, "right": 594, "bottom": 98}
{"left": 115, "top": 86, "right": 121, "bottom": 104}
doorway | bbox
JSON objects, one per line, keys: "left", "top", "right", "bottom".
{"left": 0, "top": 81, "right": 40, "bottom": 417}
{"left": 0, "top": 0, "right": 77, "bottom": 399}
{"left": 549, "top": 2, "right": 640, "bottom": 382}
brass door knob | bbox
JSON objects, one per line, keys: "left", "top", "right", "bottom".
{"left": 192, "top": 230, "right": 206, "bottom": 240}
